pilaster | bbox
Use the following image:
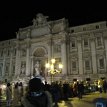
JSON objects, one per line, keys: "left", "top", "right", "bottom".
{"left": 47, "top": 40, "right": 52, "bottom": 62}
{"left": 2, "top": 56, "right": 6, "bottom": 77}
{"left": 15, "top": 42, "right": 21, "bottom": 76}
{"left": 31, "top": 56, "right": 34, "bottom": 76}
{"left": 90, "top": 33, "right": 97, "bottom": 74}
{"left": 61, "top": 39, "right": 67, "bottom": 75}
{"left": 9, "top": 48, "right": 13, "bottom": 76}
{"left": 77, "top": 37, "right": 83, "bottom": 74}
{"left": 26, "top": 39, "right": 31, "bottom": 76}
{"left": 103, "top": 31, "right": 107, "bottom": 73}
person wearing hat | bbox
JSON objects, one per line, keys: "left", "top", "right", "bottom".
{"left": 21, "top": 77, "right": 53, "bottom": 107}
{"left": 6, "top": 83, "right": 12, "bottom": 107}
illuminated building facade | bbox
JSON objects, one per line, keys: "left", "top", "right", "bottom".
{"left": 0, "top": 13, "right": 107, "bottom": 82}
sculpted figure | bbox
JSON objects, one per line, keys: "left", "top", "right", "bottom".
{"left": 34, "top": 61, "right": 42, "bottom": 76}
{"left": 32, "top": 13, "right": 48, "bottom": 26}
{"left": 21, "top": 64, "right": 25, "bottom": 74}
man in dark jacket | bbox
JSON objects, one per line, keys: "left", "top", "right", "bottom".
{"left": 21, "top": 77, "right": 53, "bottom": 107}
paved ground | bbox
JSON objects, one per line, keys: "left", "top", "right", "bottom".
{"left": 58, "top": 92, "right": 107, "bottom": 107}
{"left": 0, "top": 92, "right": 107, "bottom": 107}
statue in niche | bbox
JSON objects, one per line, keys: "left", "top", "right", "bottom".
{"left": 32, "top": 13, "right": 48, "bottom": 26}
{"left": 21, "top": 64, "right": 26, "bottom": 75}
{"left": 33, "top": 61, "right": 42, "bottom": 77}
{"left": 22, "top": 49, "right": 26, "bottom": 57}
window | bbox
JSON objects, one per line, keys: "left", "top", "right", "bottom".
{"left": 97, "top": 37, "right": 102, "bottom": 46}
{"left": 99, "top": 58, "right": 104, "bottom": 69}
{"left": 85, "top": 60, "right": 90, "bottom": 70}
{"left": 84, "top": 38, "right": 88, "bottom": 47}
{"left": 96, "top": 25, "right": 99, "bottom": 29}
{"left": 72, "top": 41, "right": 75, "bottom": 48}
{"left": 71, "top": 29, "right": 74, "bottom": 33}
{"left": 72, "top": 61, "right": 76, "bottom": 70}
{"left": 83, "top": 27, "right": 86, "bottom": 31}
{"left": 70, "top": 38, "right": 76, "bottom": 49}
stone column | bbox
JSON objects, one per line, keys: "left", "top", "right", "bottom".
{"left": 25, "top": 30, "right": 31, "bottom": 76}
{"left": 15, "top": 43, "right": 21, "bottom": 76}
{"left": 61, "top": 39, "right": 67, "bottom": 75}
{"left": 2, "top": 56, "right": 6, "bottom": 77}
{"left": 47, "top": 40, "right": 52, "bottom": 63}
{"left": 66, "top": 38, "right": 70, "bottom": 75}
{"left": 90, "top": 34, "right": 97, "bottom": 74}
{"left": 77, "top": 37, "right": 83, "bottom": 74}
{"left": 9, "top": 48, "right": 13, "bottom": 76}
{"left": 31, "top": 56, "right": 34, "bottom": 76}
{"left": 26, "top": 45, "right": 30, "bottom": 76}
{"left": 103, "top": 31, "right": 107, "bottom": 72}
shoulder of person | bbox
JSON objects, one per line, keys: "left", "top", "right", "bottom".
{"left": 21, "top": 96, "right": 35, "bottom": 107}
{"left": 44, "top": 91, "right": 52, "bottom": 97}
{"left": 44, "top": 91, "right": 53, "bottom": 107}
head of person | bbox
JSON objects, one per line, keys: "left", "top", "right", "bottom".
{"left": 29, "top": 77, "right": 43, "bottom": 92}
{"left": 7, "top": 83, "right": 11, "bottom": 87}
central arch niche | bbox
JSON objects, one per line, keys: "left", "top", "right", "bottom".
{"left": 32, "top": 47, "right": 47, "bottom": 78}
{"left": 33, "top": 47, "right": 46, "bottom": 57}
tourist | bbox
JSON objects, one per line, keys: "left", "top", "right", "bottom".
{"left": 77, "top": 81, "right": 84, "bottom": 99}
{"left": 6, "top": 83, "right": 12, "bottom": 107}
{"left": 13, "top": 83, "right": 19, "bottom": 106}
{"left": 102, "top": 79, "right": 107, "bottom": 93}
{"left": 21, "top": 77, "right": 53, "bottom": 107}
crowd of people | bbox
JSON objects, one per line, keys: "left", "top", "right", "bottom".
{"left": 0, "top": 77, "right": 107, "bottom": 107}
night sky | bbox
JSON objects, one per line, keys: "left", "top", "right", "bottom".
{"left": 0, "top": 0, "right": 107, "bottom": 41}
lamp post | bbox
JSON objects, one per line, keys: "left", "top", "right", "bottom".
{"left": 45, "top": 58, "right": 63, "bottom": 83}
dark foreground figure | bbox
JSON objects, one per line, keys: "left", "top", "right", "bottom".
{"left": 21, "top": 77, "right": 53, "bottom": 107}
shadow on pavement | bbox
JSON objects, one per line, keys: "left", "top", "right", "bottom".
{"left": 65, "top": 101, "right": 73, "bottom": 107}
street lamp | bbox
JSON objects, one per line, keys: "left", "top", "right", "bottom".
{"left": 45, "top": 58, "right": 63, "bottom": 83}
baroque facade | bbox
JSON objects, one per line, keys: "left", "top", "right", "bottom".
{"left": 0, "top": 13, "right": 107, "bottom": 83}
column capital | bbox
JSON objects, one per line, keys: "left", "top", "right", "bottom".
{"left": 26, "top": 43, "right": 31, "bottom": 48}
{"left": 61, "top": 38, "right": 66, "bottom": 44}
{"left": 47, "top": 40, "right": 52, "bottom": 45}
{"left": 47, "top": 40, "right": 54, "bottom": 45}
{"left": 90, "top": 37, "right": 96, "bottom": 41}
{"left": 77, "top": 37, "right": 82, "bottom": 43}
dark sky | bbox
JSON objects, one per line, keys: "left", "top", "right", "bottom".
{"left": 0, "top": 0, "right": 107, "bottom": 41}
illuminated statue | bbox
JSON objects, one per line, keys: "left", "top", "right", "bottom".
{"left": 34, "top": 61, "right": 42, "bottom": 76}
{"left": 21, "top": 64, "right": 25, "bottom": 74}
